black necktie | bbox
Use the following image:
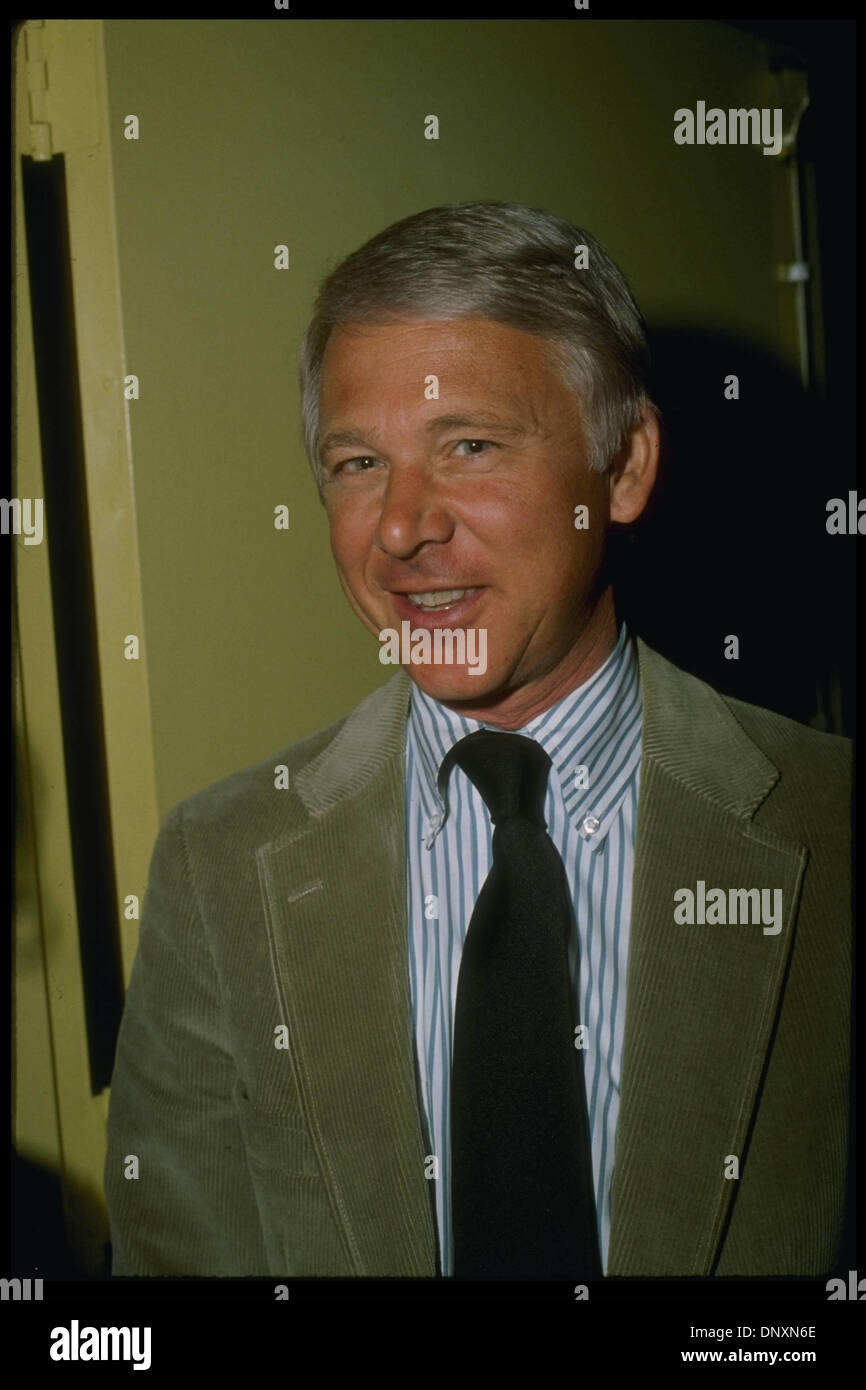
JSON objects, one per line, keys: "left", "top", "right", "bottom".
{"left": 441, "top": 729, "right": 602, "bottom": 1279}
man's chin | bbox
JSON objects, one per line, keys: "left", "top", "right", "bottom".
{"left": 403, "top": 663, "right": 502, "bottom": 709}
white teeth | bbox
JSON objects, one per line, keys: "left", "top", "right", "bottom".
{"left": 406, "top": 588, "right": 469, "bottom": 609}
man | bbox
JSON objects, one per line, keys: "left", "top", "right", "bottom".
{"left": 105, "top": 201, "right": 851, "bottom": 1279}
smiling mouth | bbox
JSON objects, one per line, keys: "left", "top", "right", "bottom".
{"left": 400, "top": 587, "right": 481, "bottom": 612}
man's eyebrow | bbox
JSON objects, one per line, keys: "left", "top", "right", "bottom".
{"left": 320, "top": 412, "right": 534, "bottom": 458}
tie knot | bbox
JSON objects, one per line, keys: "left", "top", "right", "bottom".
{"left": 440, "top": 730, "right": 551, "bottom": 827}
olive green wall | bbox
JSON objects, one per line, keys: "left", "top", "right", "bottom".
{"left": 103, "top": 18, "right": 794, "bottom": 818}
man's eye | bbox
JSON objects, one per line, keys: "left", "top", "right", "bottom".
{"left": 329, "top": 441, "right": 495, "bottom": 477}
{"left": 333, "top": 456, "right": 380, "bottom": 474}
{"left": 454, "top": 439, "right": 495, "bottom": 456}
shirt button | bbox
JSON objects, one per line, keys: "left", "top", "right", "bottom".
{"left": 581, "top": 815, "right": 600, "bottom": 838}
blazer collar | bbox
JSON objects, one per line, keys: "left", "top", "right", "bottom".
{"left": 635, "top": 637, "right": 779, "bottom": 817}
{"left": 293, "top": 671, "right": 412, "bottom": 818}
{"left": 294, "top": 636, "right": 781, "bottom": 823}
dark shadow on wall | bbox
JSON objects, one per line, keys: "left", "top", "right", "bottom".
{"left": 612, "top": 326, "right": 854, "bottom": 737}
{"left": 11, "top": 1149, "right": 109, "bottom": 1279}
{"left": 20, "top": 153, "right": 126, "bottom": 1093}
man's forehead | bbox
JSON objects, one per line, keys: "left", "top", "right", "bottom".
{"left": 320, "top": 317, "right": 568, "bottom": 419}
{"left": 323, "top": 315, "right": 555, "bottom": 364}
{"left": 317, "top": 322, "right": 585, "bottom": 466}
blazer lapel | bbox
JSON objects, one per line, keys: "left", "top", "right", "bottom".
{"left": 256, "top": 673, "right": 438, "bottom": 1276}
{"left": 607, "top": 642, "right": 808, "bottom": 1275}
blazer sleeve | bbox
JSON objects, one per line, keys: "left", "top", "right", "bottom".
{"left": 104, "top": 803, "right": 269, "bottom": 1275}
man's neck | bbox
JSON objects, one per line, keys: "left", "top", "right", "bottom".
{"left": 438, "top": 592, "right": 620, "bottom": 731}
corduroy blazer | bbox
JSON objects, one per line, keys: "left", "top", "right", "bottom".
{"left": 104, "top": 639, "right": 851, "bottom": 1278}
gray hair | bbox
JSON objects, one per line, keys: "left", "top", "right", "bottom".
{"left": 298, "top": 200, "right": 656, "bottom": 493}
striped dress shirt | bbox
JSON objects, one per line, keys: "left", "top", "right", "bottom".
{"left": 405, "top": 622, "right": 643, "bottom": 1276}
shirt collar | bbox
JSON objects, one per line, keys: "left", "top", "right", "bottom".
{"left": 407, "top": 624, "right": 642, "bottom": 850}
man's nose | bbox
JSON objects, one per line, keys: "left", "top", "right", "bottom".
{"left": 374, "top": 465, "right": 454, "bottom": 558}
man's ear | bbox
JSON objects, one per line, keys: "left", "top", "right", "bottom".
{"left": 608, "top": 405, "right": 660, "bottom": 524}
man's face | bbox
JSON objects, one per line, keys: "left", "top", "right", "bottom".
{"left": 318, "top": 316, "right": 616, "bottom": 725}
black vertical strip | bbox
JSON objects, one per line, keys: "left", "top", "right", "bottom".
{"left": 20, "top": 153, "right": 124, "bottom": 1093}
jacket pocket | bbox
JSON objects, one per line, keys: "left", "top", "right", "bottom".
{"left": 232, "top": 1077, "right": 352, "bottom": 1274}
{"left": 233, "top": 1077, "right": 320, "bottom": 1178}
